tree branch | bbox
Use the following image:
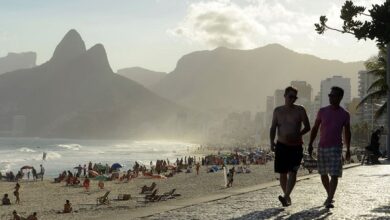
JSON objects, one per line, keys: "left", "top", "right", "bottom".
{"left": 358, "top": 12, "right": 371, "bottom": 17}
{"left": 324, "top": 24, "right": 355, "bottom": 35}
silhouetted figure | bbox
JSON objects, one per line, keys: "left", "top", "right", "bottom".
{"left": 14, "top": 183, "right": 20, "bottom": 204}
{"left": 12, "top": 210, "right": 22, "bottom": 220}
{"left": 64, "top": 200, "right": 72, "bottom": 213}
{"left": 2, "top": 193, "right": 11, "bottom": 205}
{"left": 366, "top": 127, "right": 384, "bottom": 164}
{"left": 26, "top": 212, "right": 38, "bottom": 220}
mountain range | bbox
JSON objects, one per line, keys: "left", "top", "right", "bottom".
{"left": 117, "top": 67, "right": 166, "bottom": 89}
{"left": 151, "top": 44, "right": 364, "bottom": 112}
{"left": 0, "top": 30, "right": 367, "bottom": 139}
{"left": 0, "top": 52, "right": 36, "bottom": 74}
{"left": 0, "top": 30, "right": 182, "bottom": 138}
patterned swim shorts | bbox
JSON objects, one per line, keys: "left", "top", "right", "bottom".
{"left": 317, "top": 146, "right": 343, "bottom": 177}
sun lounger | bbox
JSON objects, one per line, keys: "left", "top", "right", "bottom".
{"left": 136, "top": 189, "right": 159, "bottom": 204}
{"left": 140, "top": 182, "right": 157, "bottom": 194}
{"left": 96, "top": 191, "right": 110, "bottom": 205}
{"left": 159, "top": 189, "right": 181, "bottom": 201}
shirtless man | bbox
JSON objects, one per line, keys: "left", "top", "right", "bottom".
{"left": 270, "top": 86, "right": 310, "bottom": 206}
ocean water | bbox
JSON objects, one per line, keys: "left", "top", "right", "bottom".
{"left": 0, "top": 138, "right": 198, "bottom": 176}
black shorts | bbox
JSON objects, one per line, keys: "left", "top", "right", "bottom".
{"left": 274, "top": 142, "right": 303, "bottom": 173}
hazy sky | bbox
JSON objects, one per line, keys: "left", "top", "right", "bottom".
{"left": 0, "top": 0, "right": 383, "bottom": 72}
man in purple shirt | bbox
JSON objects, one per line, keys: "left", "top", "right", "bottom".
{"left": 308, "top": 86, "right": 351, "bottom": 209}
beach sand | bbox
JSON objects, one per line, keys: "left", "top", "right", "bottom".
{"left": 0, "top": 163, "right": 313, "bottom": 220}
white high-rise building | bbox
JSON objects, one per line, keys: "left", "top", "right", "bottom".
{"left": 320, "top": 76, "right": 351, "bottom": 108}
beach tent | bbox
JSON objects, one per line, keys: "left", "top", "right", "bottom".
{"left": 20, "top": 165, "right": 34, "bottom": 170}
{"left": 111, "top": 163, "right": 122, "bottom": 170}
{"left": 209, "top": 165, "right": 219, "bottom": 173}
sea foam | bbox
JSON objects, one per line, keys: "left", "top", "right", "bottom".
{"left": 18, "top": 147, "right": 36, "bottom": 152}
{"left": 57, "top": 144, "right": 81, "bottom": 151}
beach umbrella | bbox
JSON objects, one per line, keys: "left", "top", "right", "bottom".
{"left": 111, "top": 163, "right": 122, "bottom": 170}
{"left": 21, "top": 165, "right": 33, "bottom": 170}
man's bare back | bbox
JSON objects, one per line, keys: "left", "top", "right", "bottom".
{"left": 273, "top": 105, "right": 307, "bottom": 145}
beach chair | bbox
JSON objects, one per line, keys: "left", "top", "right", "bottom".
{"left": 137, "top": 189, "right": 158, "bottom": 204}
{"left": 96, "top": 191, "right": 110, "bottom": 205}
{"left": 140, "top": 182, "right": 157, "bottom": 194}
{"left": 145, "top": 189, "right": 158, "bottom": 200}
{"left": 163, "top": 188, "right": 176, "bottom": 196}
{"left": 158, "top": 189, "right": 179, "bottom": 201}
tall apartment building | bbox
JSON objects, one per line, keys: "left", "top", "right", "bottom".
{"left": 320, "top": 76, "right": 351, "bottom": 108}
{"left": 309, "top": 93, "right": 321, "bottom": 122}
{"left": 291, "top": 81, "right": 312, "bottom": 104}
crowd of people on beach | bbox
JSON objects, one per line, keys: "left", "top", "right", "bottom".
{"left": 0, "top": 165, "right": 45, "bottom": 183}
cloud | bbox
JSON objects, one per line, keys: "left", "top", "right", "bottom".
{"left": 169, "top": 0, "right": 378, "bottom": 64}
{"left": 169, "top": 1, "right": 267, "bottom": 49}
{"left": 170, "top": 0, "right": 319, "bottom": 49}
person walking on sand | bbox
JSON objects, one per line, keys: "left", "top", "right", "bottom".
{"left": 83, "top": 177, "right": 90, "bottom": 192}
{"left": 32, "top": 167, "right": 37, "bottom": 181}
{"left": 14, "top": 183, "right": 20, "bottom": 204}
{"left": 83, "top": 164, "right": 87, "bottom": 177}
{"left": 195, "top": 162, "right": 200, "bottom": 175}
{"left": 308, "top": 86, "right": 351, "bottom": 209}
{"left": 226, "top": 167, "right": 235, "bottom": 187}
{"left": 39, "top": 164, "right": 45, "bottom": 181}
{"left": 270, "top": 86, "right": 310, "bottom": 207}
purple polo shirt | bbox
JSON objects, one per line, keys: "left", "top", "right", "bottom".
{"left": 316, "top": 105, "right": 350, "bottom": 148}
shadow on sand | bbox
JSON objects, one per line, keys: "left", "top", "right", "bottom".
{"left": 358, "top": 174, "right": 390, "bottom": 178}
{"left": 371, "top": 205, "right": 390, "bottom": 214}
{"left": 357, "top": 205, "right": 390, "bottom": 219}
{"left": 286, "top": 206, "right": 332, "bottom": 220}
{"left": 229, "top": 207, "right": 285, "bottom": 220}
{"left": 230, "top": 206, "right": 332, "bottom": 220}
